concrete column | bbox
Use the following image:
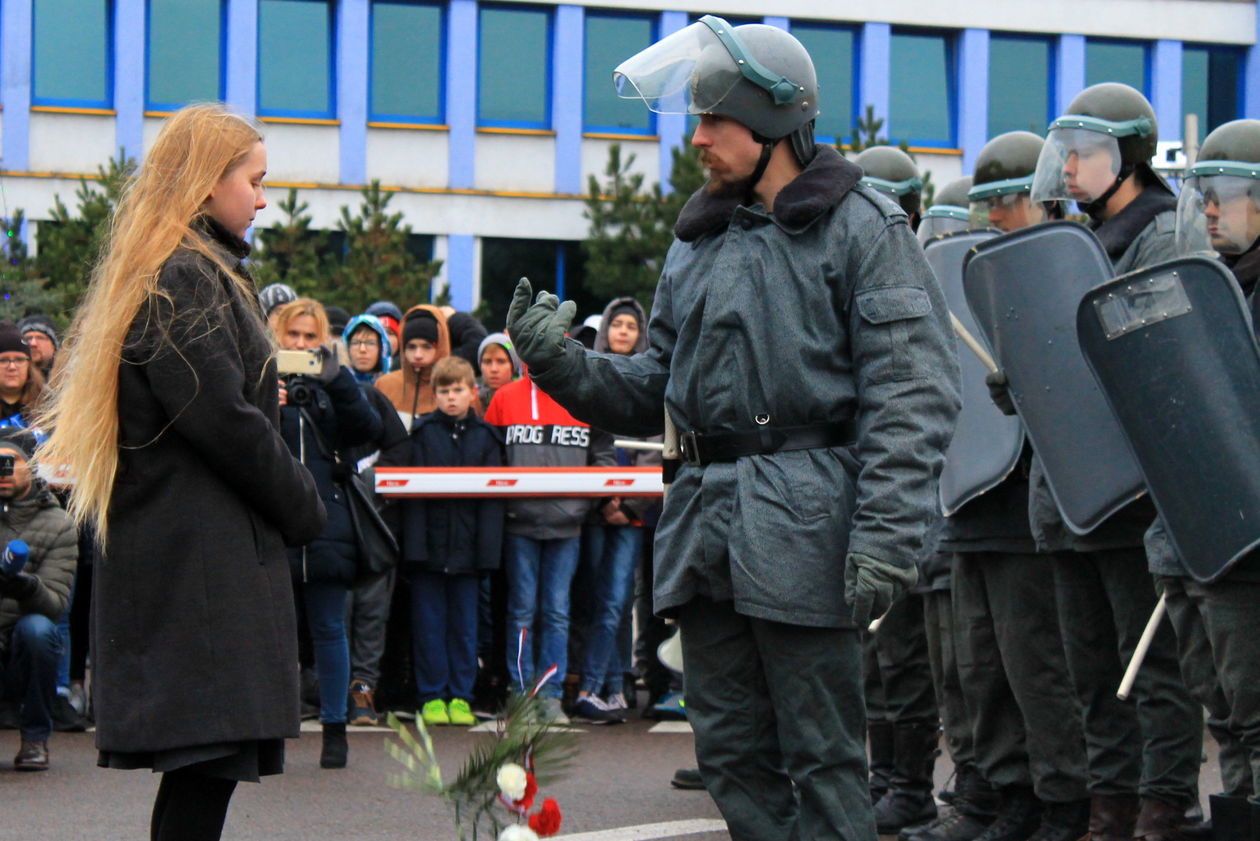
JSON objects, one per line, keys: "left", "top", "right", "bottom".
{"left": 657, "top": 10, "right": 689, "bottom": 192}
{"left": 114, "top": 0, "right": 146, "bottom": 162}
{"left": 225, "top": 0, "right": 259, "bottom": 116}
{"left": 859, "top": 22, "right": 891, "bottom": 132}
{"left": 1055, "top": 34, "right": 1087, "bottom": 116}
{"left": 446, "top": 0, "right": 478, "bottom": 190}
{"left": 1, "top": 0, "right": 32, "bottom": 170}
{"left": 552, "top": 5, "right": 584, "bottom": 195}
{"left": 957, "top": 29, "right": 989, "bottom": 172}
{"left": 338, "top": 0, "right": 369, "bottom": 184}
{"left": 1150, "top": 40, "right": 1183, "bottom": 141}
{"left": 445, "top": 233, "right": 478, "bottom": 311}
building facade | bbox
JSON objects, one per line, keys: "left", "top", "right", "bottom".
{"left": 0, "top": 0, "right": 1256, "bottom": 318}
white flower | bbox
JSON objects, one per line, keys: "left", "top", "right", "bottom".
{"left": 496, "top": 762, "right": 528, "bottom": 801}
{"left": 499, "top": 826, "right": 539, "bottom": 841}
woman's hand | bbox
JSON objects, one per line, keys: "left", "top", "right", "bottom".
{"left": 602, "top": 497, "right": 630, "bottom": 526}
{"left": 277, "top": 379, "right": 288, "bottom": 407}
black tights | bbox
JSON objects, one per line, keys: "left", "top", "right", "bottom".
{"left": 150, "top": 769, "right": 238, "bottom": 841}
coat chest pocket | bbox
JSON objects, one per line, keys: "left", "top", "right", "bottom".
{"left": 855, "top": 285, "right": 933, "bottom": 383}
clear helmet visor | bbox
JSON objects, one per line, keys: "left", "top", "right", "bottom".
{"left": 613, "top": 20, "right": 742, "bottom": 115}
{"left": 917, "top": 206, "right": 971, "bottom": 244}
{"left": 1030, "top": 127, "right": 1122, "bottom": 206}
{"left": 1176, "top": 173, "right": 1260, "bottom": 257}
{"left": 970, "top": 192, "right": 1047, "bottom": 233}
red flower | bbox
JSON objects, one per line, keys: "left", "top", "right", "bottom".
{"left": 514, "top": 772, "right": 538, "bottom": 812}
{"left": 528, "top": 798, "right": 563, "bottom": 837}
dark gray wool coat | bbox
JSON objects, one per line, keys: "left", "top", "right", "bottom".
{"left": 530, "top": 145, "right": 961, "bottom": 628}
{"left": 96, "top": 217, "right": 326, "bottom": 755}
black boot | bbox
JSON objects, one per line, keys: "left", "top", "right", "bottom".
{"left": 1136, "top": 797, "right": 1192, "bottom": 841}
{"left": 971, "top": 786, "right": 1042, "bottom": 841}
{"left": 901, "top": 764, "right": 1000, "bottom": 841}
{"left": 1025, "top": 799, "right": 1090, "bottom": 841}
{"left": 320, "top": 722, "right": 348, "bottom": 769}
{"left": 869, "top": 720, "right": 896, "bottom": 805}
{"left": 1209, "top": 795, "right": 1249, "bottom": 841}
{"left": 874, "top": 722, "right": 941, "bottom": 833}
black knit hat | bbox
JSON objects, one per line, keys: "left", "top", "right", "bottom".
{"left": 403, "top": 311, "right": 440, "bottom": 345}
{"left": 0, "top": 322, "right": 29, "bottom": 358}
{"left": 17, "top": 315, "right": 57, "bottom": 349}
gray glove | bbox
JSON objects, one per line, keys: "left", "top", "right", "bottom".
{"left": 505, "top": 278, "right": 576, "bottom": 375}
{"left": 985, "top": 369, "right": 1017, "bottom": 416}
{"left": 845, "top": 552, "right": 918, "bottom": 628}
{"left": 316, "top": 346, "right": 341, "bottom": 385}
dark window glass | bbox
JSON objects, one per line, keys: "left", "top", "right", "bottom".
{"left": 33, "top": 0, "right": 110, "bottom": 106}
{"left": 988, "top": 35, "right": 1050, "bottom": 136}
{"left": 1182, "top": 45, "right": 1241, "bottom": 142}
{"left": 480, "top": 239, "right": 595, "bottom": 330}
{"left": 148, "top": 0, "right": 223, "bottom": 109}
{"left": 1086, "top": 40, "right": 1147, "bottom": 92}
{"left": 478, "top": 6, "right": 550, "bottom": 128}
{"left": 792, "top": 23, "right": 855, "bottom": 143}
{"left": 890, "top": 31, "right": 954, "bottom": 146}
{"left": 371, "top": 1, "right": 443, "bottom": 122}
{"left": 258, "top": 0, "right": 334, "bottom": 118}
{"left": 584, "top": 14, "right": 654, "bottom": 133}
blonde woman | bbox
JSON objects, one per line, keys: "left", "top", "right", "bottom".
{"left": 35, "top": 104, "right": 325, "bottom": 841}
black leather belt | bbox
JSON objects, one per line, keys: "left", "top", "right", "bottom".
{"left": 675, "top": 420, "right": 856, "bottom": 467}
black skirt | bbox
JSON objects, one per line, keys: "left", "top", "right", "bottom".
{"left": 98, "top": 738, "right": 285, "bottom": 782}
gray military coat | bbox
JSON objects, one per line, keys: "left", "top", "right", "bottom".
{"left": 531, "top": 146, "right": 960, "bottom": 628}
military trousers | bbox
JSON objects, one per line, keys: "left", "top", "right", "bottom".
{"left": 1159, "top": 575, "right": 1260, "bottom": 803}
{"left": 864, "top": 591, "right": 939, "bottom": 726}
{"left": 1051, "top": 549, "right": 1202, "bottom": 806}
{"left": 953, "top": 551, "right": 1089, "bottom": 802}
{"left": 923, "top": 587, "right": 974, "bottom": 769}
{"left": 678, "top": 596, "right": 875, "bottom": 841}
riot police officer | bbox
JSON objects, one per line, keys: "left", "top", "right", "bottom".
{"left": 969, "top": 131, "right": 1057, "bottom": 233}
{"left": 1027, "top": 82, "right": 1203, "bottom": 841}
{"left": 856, "top": 145, "right": 924, "bottom": 230}
{"left": 506, "top": 16, "right": 961, "bottom": 841}
{"left": 1158, "top": 117, "right": 1260, "bottom": 841}
{"left": 919, "top": 176, "right": 976, "bottom": 243}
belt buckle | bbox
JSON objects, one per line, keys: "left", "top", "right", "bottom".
{"left": 678, "top": 430, "right": 702, "bottom": 466}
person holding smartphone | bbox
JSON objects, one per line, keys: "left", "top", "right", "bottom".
{"left": 34, "top": 104, "right": 326, "bottom": 841}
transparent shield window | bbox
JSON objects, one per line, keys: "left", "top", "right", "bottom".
{"left": 148, "top": 0, "right": 222, "bottom": 110}
{"left": 988, "top": 35, "right": 1049, "bottom": 137}
{"left": 585, "top": 14, "right": 655, "bottom": 134}
{"left": 1086, "top": 39, "right": 1148, "bottom": 92}
{"left": 258, "top": 0, "right": 333, "bottom": 117}
{"left": 792, "top": 23, "right": 855, "bottom": 145}
{"left": 478, "top": 6, "right": 551, "bottom": 128}
{"left": 34, "top": 0, "right": 110, "bottom": 106}
{"left": 1182, "top": 45, "right": 1242, "bottom": 143}
{"left": 890, "top": 30, "right": 954, "bottom": 147}
{"left": 370, "top": 0, "right": 443, "bottom": 123}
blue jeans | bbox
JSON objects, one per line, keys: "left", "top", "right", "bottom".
{"left": 504, "top": 535, "right": 580, "bottom": 699}
{"left": 579, "top": 525, "right": 643, "bottom": 695}
{"left": 303, "top": 582, "right": 349, "bottom": 724}
{"left": 1, "top": 613, "right": 62, "bottom": 741}
{"left": 410, "top": 571, "right": 479, "bottom": 704}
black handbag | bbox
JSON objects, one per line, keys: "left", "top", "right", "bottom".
{"left": 299, "top": 408, "right": 399, "bottom": 577}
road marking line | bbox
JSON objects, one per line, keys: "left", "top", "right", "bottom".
{"left": 470, "top": 721, "right": 588, "bottom": 734}
{"left": 649, "top": 721, "right": 693, "bottom": 734}
{"left": 300, "top": 721, "right": 394, "bottom": 733}
{"left": 553, "top": 818, "right": 727, "bottom": 840}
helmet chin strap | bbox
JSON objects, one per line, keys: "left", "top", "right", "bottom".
{"left": 1081, "top": 162, "right": 1135, "bottom": 221}
{"left": 746, "top": 133, "right": 779, "bottom": 203}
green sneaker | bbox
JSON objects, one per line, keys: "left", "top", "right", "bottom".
{"left": 421, "top": 699, "right": 450, "bottom": 726}
{"left": 447, "top": 698, "right": 476, "bottom": 726}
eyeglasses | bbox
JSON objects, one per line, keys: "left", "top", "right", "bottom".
{"left": 0, "top": 357, "right": 29, "bottom": 368}
{"left": 349, "top": 339, "right": 380, "bottom": 349}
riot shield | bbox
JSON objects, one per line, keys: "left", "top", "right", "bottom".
{"left": 925, "top": 230, "right": 1023, "bottom": 515}
{"left": 1078, "top": 257, "right": 1260, "bottom": 581}
{"left": 962, "top": 221, "right": 1145, "bottom": 534}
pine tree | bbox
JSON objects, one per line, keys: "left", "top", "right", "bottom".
{"left": 35, "top": 155, "right": 137, "bottom": 318}
{"left": 840, "top": 105, "right": 936, "bottom": 208}
{"left": 0, "top": 210, "right": 58, "bottom": 322}
{"left": 325, "top": 181, "right": 442, "bottom": 312}
{"left": 581, "top": 141, "right": 705, "bottom": 310}
{"left": 249, "top": 189, "right": 334, "bottom": 296}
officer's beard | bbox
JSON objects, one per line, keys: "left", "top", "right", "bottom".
{"left": 704, "top": 171, "right": 757, "bottom": 200}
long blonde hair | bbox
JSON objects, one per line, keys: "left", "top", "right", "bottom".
{"left": 272, "top": 298, "right": 330, "bottom": 346}
{"left": 34, "top": 103, "right": 264, "bottom": 542}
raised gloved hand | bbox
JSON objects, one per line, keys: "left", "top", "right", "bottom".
{"left": 845, "top": 552, "right": 918, "bottom": 628}
{"left": 505, "top": 278, "right": 577, "bottom": 375}
{"left": 985, "top": 369, "right": 1017, "bottom": 416}
{"left": 316, "top": 345, "right": 342, "bottom": 385}
{"left": 0, "top": 571, "right": 39, "bottom": 601}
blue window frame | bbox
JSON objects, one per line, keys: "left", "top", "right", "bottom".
{"left": 583, "top": 13, "right": 655, "bottom": 134}
{"left": 1182, "top": 44, "right": 1242, "bottom": 142}
{"left": 258, "top": 0, "right": 335, "bottom": 119}
{"left": 370, "top": 0, "right": 444, "bottom": 123}
{"left": 792, "top": 22, "right": 856, "bottom": 144}
{"left": 1086, "top": 39, "right": 1148, "bottom": 93}
{"left": 988, "top": 34, "right": 1052, "bottom": 137}
{"left": 890, "top": 29, "right": 955, "bottom": 147}
{"left": 147, "top": 0, "right": 225, "bottom": 111}
{"left": 478, "top": 5, "right": 552, "bottom": 129}
{"left": 33, "top": 0, "right": 112, "bottom": 108}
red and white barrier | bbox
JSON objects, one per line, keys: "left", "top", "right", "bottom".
{"left": 374, "top": 466, "right": 664, "bottom": 498}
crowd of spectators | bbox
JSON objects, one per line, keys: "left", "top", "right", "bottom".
{"left": 0, "top": 284, "right": 681, "bottom": 772}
